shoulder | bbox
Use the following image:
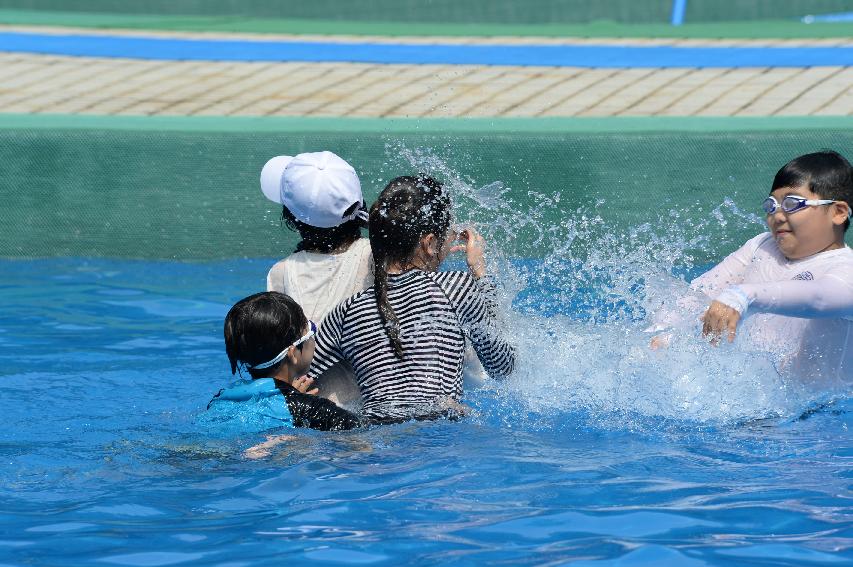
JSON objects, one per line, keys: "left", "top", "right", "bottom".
{"left": 747, "top": 232, "right": 776, "bottom": 254}
{"left": 267, "top": 253, "right": 307, "bottom": 275}
{"left": 337, "top": 238, "right": 371, "bottom": 262}
{"left": 327, "top": 286, "right": 374, "bottom": 320}
{"left": 282, "top": 387, "right": 334, "bottom": 412}
{"left": 807, "top": 247, "right": 853, "bottom": 281}
{"left": 727, "top": 232, "right": 779, "bottom": 265}
{"left": 350, "top": 238, "right": 372, "bottom": 256}
{"left": 267, "top": 253, "right": 312, "bottom": 292}
{"left": 431, "top": 270, "right": 476, "bottom": 288}
{"left": 282, "top": 387, "right": 361, "bottom": 430}
{"left": 346, "top": 284, "right": 377, "bottom": 305}
{"left": 266, "top": 256, "right": 289, "bottom": 278}
{"left": 348, "top": 238, "right": 374, "bottom": 272}
{"left": 827, "top": 246, "right": 853, "bottom": 266}
{"left": 283, "top": 387, "right": 329, "bottom": 406}
{"left": 430, "top": 270, "right": 484, "bottom": 306}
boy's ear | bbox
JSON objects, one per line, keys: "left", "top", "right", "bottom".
{"left": 831, "top": 201, "right": 851, "bottom": 226}
{"left": 286, "top": 345, "right": 298, "bottom": 364}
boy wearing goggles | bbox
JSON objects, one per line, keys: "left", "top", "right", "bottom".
{"left": 694, "top": 150, "right": 853, "bottom": 384}
{"left": 210, "top": 291, "right": 363, "bottom": 433}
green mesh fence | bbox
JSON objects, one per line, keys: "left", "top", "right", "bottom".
{"left": 0, "top": 0, "right": 850, "bottom": 24}
{"left": 1, "top": 115, "right": 851, "bottom": 262}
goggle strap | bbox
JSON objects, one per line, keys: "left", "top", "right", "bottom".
{"left": 247, "top": 321, "right": 316, "bottom": 371}
{"left": 250, "top": 346, "right": 290, "bottom": 370}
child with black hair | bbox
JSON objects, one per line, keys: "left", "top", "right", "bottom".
{"left": 261, "top": 150, "right": 371, "bottom": 323}
{"left": 260, "top": 151, "right": 371, "bottom": 407}
{"left": 654, "top": 150, "right": 853, "bottom": 385}
{"left": 307, "top": 175, "right": 516, "bottom": 423}
{"left": 210, "top": 291, "right": 362, "bottom": 431}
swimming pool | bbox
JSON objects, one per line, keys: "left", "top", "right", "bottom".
{"left": 2, "top": 245, "right": 851, "bottom": 565}
{"left": 2, "top": 119, "right": 852, "bottom": 564}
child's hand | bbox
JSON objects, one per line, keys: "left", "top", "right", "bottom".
{"left": 649, "top": 333, "right": 671, "bottom": 350}
{"left": 450, "top": 226, "right": 486, "bottom": 278}
{"left": 292, "top": 375, "right": 319, "bottom": 395}
{"left": 701, "top": 300, "right": 741, "bottom": 345}
{"left": 438, "top": 396, "right": 471, "bottom": 418}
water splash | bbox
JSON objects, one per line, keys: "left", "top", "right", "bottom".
{"left": 390, "top": 144, "right": 832, "bottom": 427}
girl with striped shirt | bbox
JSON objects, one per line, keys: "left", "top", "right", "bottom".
{"left": 307, "top": 175, "right": 516, "bottom": 422}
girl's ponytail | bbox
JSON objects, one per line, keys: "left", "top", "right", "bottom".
{"left": 372, "top": 247, "right": 404, "bottom": 358}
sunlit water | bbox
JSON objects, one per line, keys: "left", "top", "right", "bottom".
{"left": 2, "top": 157, "right": 853, "bottom": 564}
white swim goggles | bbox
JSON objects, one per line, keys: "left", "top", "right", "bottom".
{"left": 250, "top": 320, "right": 316, "bottom": 370}
{"left": 762, "top": 195, "right": 852, "bottom": 218}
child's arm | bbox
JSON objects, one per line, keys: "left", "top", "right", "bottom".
{"left": 646, "top": 235, "right": 768, "bottom": 337}
{"left": 716, "top": 270, "right": 853, "bottom": 318}
{"left": 703, "top": 269, "right": 853, "bottom": 342}
{"left": 284, "top": 390, "right": 364, "bottom": 431}
{"left": 244, "top": 434, "right": 298, "bottom": 459}
{"left": 690, "top": 233, "right": 770, "bottom": 296}
{"left": 439, "top": 272, "right": 516, "bottom": 378}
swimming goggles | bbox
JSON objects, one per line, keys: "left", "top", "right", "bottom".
{"left": 251, "top": 320, "right": 316, "bottom": 370}
{"left": 762, "top": 195, "right": 852, "bottom": 218}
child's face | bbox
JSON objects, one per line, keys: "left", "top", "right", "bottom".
{"left": 292, "top": 322, "right": 316, "bottom": 376}
{"left": 766, "top": 183, "right": 847, "bottom": 260}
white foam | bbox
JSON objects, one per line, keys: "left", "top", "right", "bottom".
{"left": 392, "top": 145, "right": 831, "bottom": 425}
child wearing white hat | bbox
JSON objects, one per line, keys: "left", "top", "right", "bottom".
{"left": 260, "top": 151, "right": 372, "bottom": 408}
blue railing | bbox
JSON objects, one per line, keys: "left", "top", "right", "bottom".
{"left": 671, "top": 0, "right": 688, "bottom": 25}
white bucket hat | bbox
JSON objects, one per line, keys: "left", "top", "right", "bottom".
{"left": 260, "top": 151, "right": 368, "bottom": 228}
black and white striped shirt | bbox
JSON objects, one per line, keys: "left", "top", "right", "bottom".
{"left": 307, "top": 270, "right": 515, "bottom": 421}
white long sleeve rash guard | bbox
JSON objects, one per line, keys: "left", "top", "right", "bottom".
{"left": 690, "top": 232, "right": 853, "bottom": 385}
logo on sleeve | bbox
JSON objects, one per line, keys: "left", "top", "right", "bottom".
{"left": 792, "top": 271, "right": 814, "bottom": 281}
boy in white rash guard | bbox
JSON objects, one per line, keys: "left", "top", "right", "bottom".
{"left": 681, "top": 151, "right": 853, "bottom": 386}
{"left": 260, "top": 151, "right": 372, "bottom": 407}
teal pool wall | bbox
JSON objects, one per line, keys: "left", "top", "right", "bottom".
{"left": 0, "top": 0, "right": 851, "bottom": 23}
{"left": 2, "top": 115, "right": 851, "bottom": 262}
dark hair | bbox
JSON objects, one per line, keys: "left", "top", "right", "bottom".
{"left": 369, "top": 175, "right": 452, "bottom": 358}
{"left": 283, "top": 202, "right": 366, "bottom": 253}
{"left": 224, "top": 291, "right": 308, "bottom": 379}
{"left": 772, "top": 150, "right": 853, "bottom": 231}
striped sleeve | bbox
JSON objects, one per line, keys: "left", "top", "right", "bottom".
{"left": 307, "top": 298, "right": 348, "bottom": 380}
{"left": 433, "top": 271, "right": 515, "bottom": 378}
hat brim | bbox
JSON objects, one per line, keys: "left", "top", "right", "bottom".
{"left": 260, "top": 155, "right": 294, "bottom": 204}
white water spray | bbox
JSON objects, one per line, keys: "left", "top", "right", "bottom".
{"left": 390, "top": 145, "right": 828, "bottom": 425}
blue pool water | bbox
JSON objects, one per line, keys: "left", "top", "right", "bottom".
{"left": 1, "top": 257, "right": 851, "bottom": 566}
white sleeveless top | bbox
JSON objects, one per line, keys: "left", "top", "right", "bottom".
{"left": 266, "top": 238, "right": 373, "bottom": 323}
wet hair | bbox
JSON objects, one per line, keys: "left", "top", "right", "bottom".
{"left": 282, "top": 202, "right": 366, "bottom": 253}
{"left": 223, "top": 291, "right": 308, "bottom": 379}
{"left": 369, "top": 175, "right": 452, "bottom": 358}
{"left": 771, "top": 150, "right": 853, "bottom": 231}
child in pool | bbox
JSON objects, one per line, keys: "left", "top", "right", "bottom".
{"left": 654, "top": 151, "right": 853, "bottom": 386}
{"left": 211, "top": 291, "right": 362, "bottom": 431}
{"left": 307, "top": 174, "right": 516, "bottom": 423}
{"left": 260, "top": 151, "right": 371, "bottom": 406}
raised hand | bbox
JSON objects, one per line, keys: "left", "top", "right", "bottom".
{"left": 450, "top": 226, "right": 487, "bottom": 278}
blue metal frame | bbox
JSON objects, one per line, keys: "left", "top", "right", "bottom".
{"left": 671, "top": 0, "right": 687, "bottom": 26}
